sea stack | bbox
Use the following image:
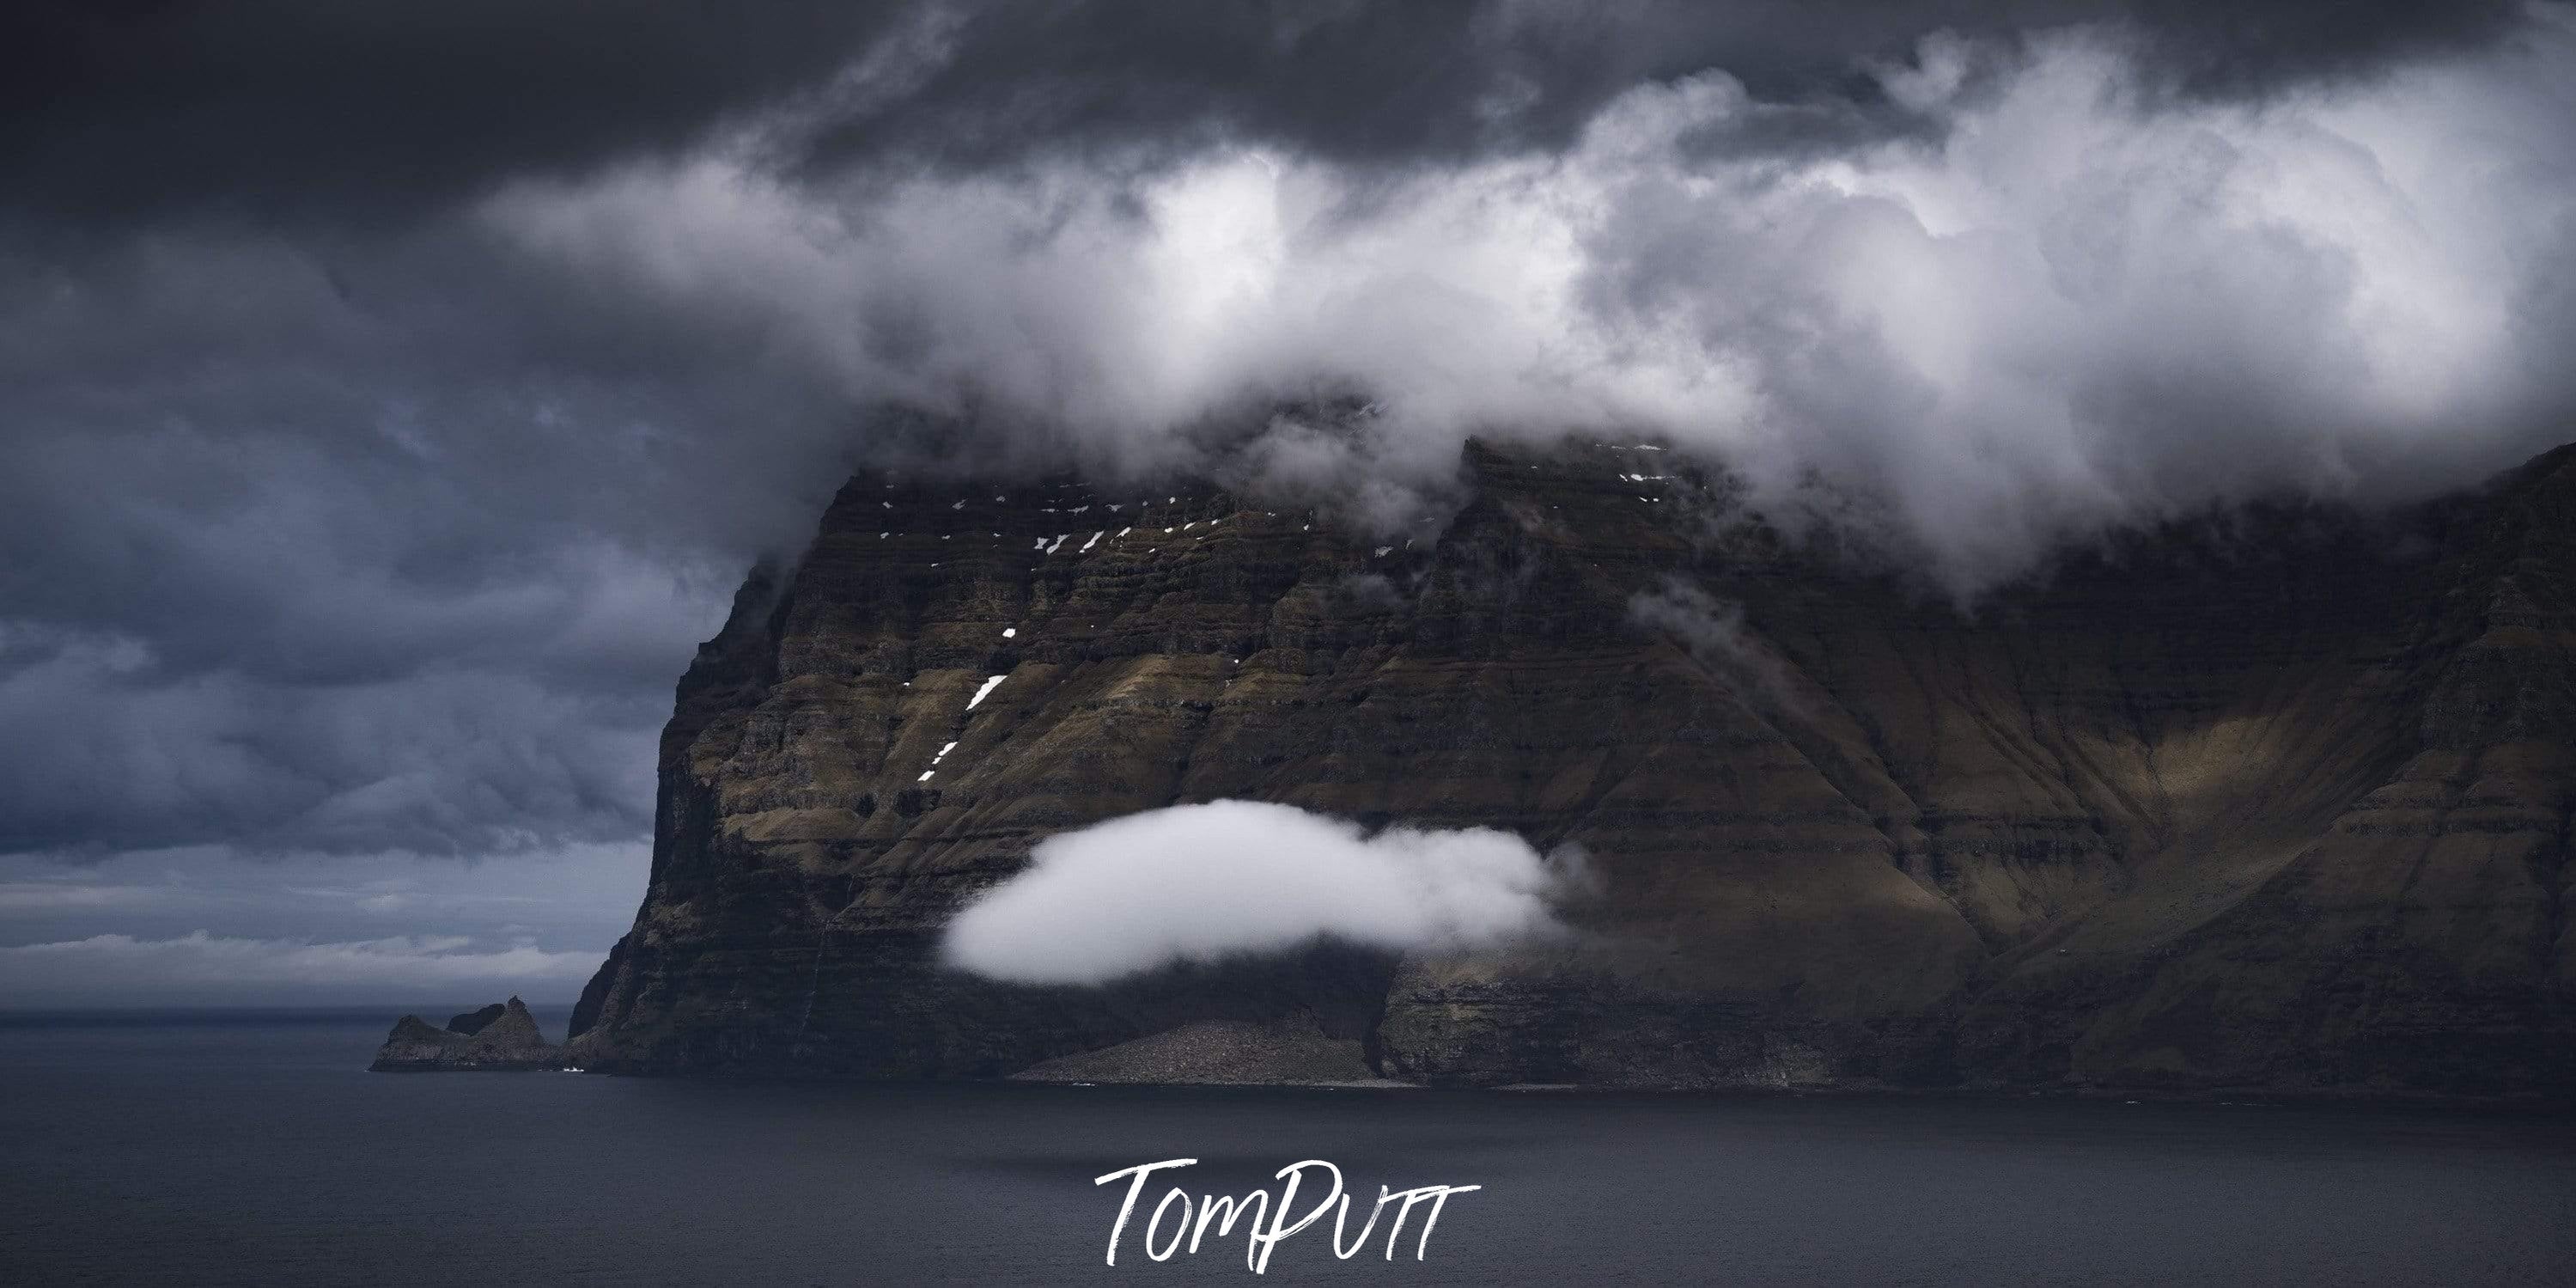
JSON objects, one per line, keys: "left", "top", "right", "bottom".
{"left": 370, "top": 997, "right": 563, "bottom": 1071}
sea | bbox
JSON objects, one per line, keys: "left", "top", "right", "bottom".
{"left": 3, "top": 1006, "right": 2572, "bottom": 1285}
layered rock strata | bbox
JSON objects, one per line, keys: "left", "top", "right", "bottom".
{"left": 564, "top": 440, "right": 2574, "bottom": 1100}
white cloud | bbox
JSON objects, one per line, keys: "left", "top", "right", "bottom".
{"left": 0, "top": 882, "right": 160, "bottom": 912}
{"left": 0, "top": 842, "right": 642, "bottom": 1004}
{"left": 940, "top": 800, "right": 1581, "bottom": 985}
{"left": 1629, "top": 578, "right": 1806, "bottom": 717}
{"left": 483, "top": 15, "right": 2576, "bottom": 592}
{"left": 0, "top": 931, "right": 598, "bottom": 1005}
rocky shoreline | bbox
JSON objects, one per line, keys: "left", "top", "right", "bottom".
{"left": 1010, "top": 1014, "right": 1403, "bottom": 1087}
{"left": 360, "top": 998, "right": 2569, "bottom": 1108}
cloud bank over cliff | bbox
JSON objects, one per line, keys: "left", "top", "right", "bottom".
{"left": 479, "top": 14, "right": 2576, "bottom": 586}
{"left": 3, "top": 3, "right": 2573, "bottom": 946}
{"left": 942, "top": 802, "right": 1581, "bottom": 985}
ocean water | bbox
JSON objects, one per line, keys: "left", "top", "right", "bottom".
{"left": 3, "top": 1009, "right": 2573, "bottom": 1285}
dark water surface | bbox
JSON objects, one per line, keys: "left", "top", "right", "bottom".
{"left": 4, "top": 1009, "right": 2573, "bottom": 1285}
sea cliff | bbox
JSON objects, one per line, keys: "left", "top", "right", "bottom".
{"left": 562, "top": 440, "right": 2573, "bottom": 1100}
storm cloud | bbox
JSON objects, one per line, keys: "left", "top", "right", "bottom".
{"left": 3, "top": 3, "right": 2573, "bottom": 988}
{"left": 470, "top": 16, "right": 2576, "bottom": 584}
{"left": 0, "top": 1, "right": 2524, "bottom": 223}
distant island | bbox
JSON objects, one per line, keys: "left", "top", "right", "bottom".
{"left": 369, "top": 997, "right": 562, "bottom": 1071}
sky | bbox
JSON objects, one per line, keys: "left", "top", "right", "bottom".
{"left": 3, "top": 1, "right": 2573, "bottom": 1005}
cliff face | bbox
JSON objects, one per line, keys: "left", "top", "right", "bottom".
{"left": 564, "top": 440, "right": 2575, "bottom": 1099}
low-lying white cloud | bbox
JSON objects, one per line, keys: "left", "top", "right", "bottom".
{"left": 941, "top": 801, "right": 1579, "bottom": 985}
{"left": 1629, "top": 578, "right": 1807, "bottom": 717}
{"left": 0, "top": 931, "right": 599, "bottom": 1005}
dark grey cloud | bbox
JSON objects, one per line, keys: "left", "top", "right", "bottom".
{"left": 797, "top": 0, "right": 2526, "bottom": 176}
{"left": 0, "top": 0, "right": 909, "bottom": 223}
{"left": 0, "top": 217, "right": 860, "bottom": 858}
{"left": 1, "top": 1, "right": 2523, "bottom": 227}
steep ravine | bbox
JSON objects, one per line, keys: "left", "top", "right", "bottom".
{"left": 563, "top": 440, "right": 2576, "bottom": 1100}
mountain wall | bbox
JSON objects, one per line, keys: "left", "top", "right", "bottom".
{"left": 563, "top": 439, "right": 2575, "bottom": 1099}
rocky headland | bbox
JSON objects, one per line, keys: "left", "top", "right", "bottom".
{"left": 545, "top": 437, "right": 2572, "bottom": 1102}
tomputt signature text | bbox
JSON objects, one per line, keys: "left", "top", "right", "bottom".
{"left": 1094, "top": 1158, "right": 1480, "bottom": 1273}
